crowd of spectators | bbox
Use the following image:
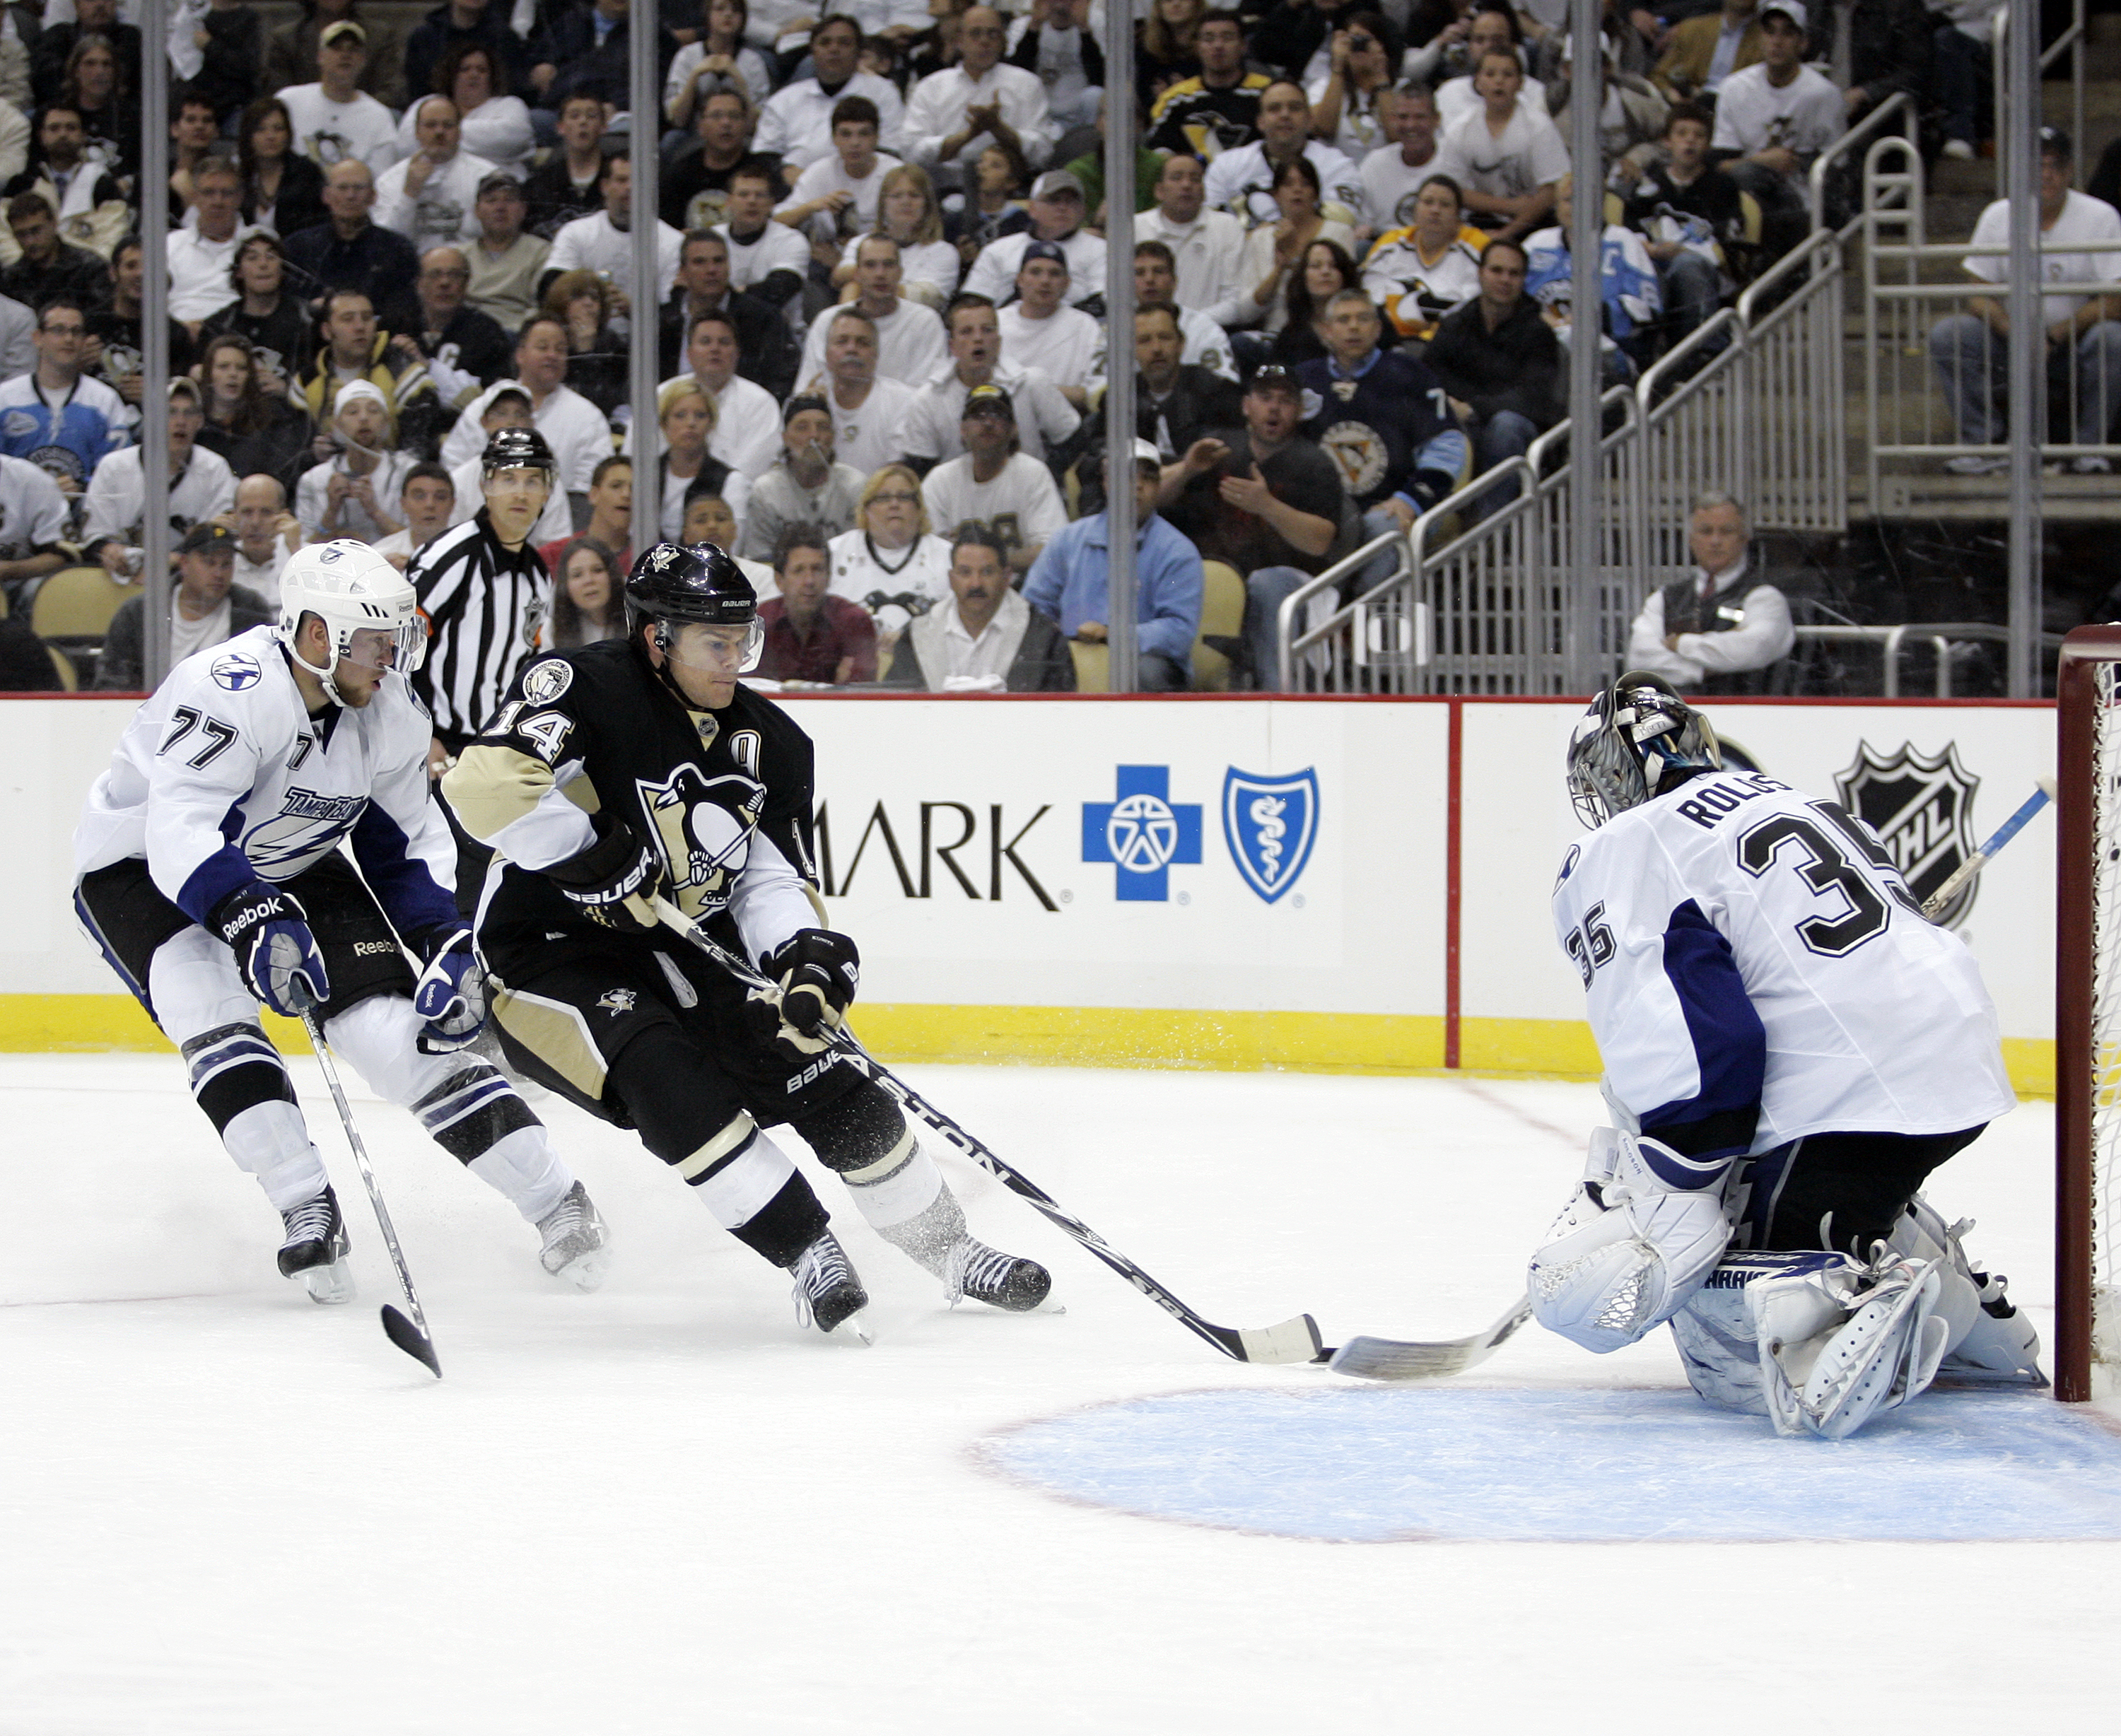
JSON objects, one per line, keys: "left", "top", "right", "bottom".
{"left": 0, "top": 0, "right": 1906, "bottom": 698}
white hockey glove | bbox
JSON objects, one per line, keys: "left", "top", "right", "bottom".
{"left": 412, "top": 927, "right": 488, "bottom": 1054}
{"left": 1528, "top": 1127, "right": 1736, "bottom": 1354}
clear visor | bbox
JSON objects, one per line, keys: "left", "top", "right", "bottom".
{"left": 665, "top": 618, "right": 763, "bottom": 677}
{"left": 339, "top": 621, "right": 427, "bottom": 676}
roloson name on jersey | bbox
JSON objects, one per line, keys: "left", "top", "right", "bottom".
{"left": 1671, "top": 773, "right": 1792, "bottom": 831}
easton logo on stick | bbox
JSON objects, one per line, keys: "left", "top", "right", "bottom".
{"left": 1834, "top": 741, "right": 1981, "bottom": 927}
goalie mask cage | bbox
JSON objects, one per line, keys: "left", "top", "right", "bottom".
{"left": 2057, "top": 626, "right": 2121, "bottom": 1402}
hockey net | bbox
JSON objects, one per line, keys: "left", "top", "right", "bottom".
{"left": 2057, "top": 626, "right": 2121, "bottom": 1401}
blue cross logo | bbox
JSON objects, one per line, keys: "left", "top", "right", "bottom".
{"left": 1082, "top": 765, "right": 1202, "bottom": 902}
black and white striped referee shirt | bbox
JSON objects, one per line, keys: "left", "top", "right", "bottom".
{"left": 409, "top": 512, "right": 550, "bottom": 745}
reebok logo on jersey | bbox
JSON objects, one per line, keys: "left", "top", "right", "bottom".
{"left": 352, "top": 940, "right": 397, "bottom": 957}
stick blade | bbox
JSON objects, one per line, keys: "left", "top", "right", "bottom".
{"left": 1235, "top": 1313, "right": 1325, "bottom": 1365}
{"left": 380, "top": 1304, "right": 442, "bottom": 1378}
{"left": 1329, "top": 1300, "right": 1533, "bottom": 1383}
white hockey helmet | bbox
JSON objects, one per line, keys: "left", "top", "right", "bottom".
{"left": 276, "top": 539, "right": 427, "bottom": 704}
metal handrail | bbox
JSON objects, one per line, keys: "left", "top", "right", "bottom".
{"left": 1273, "top": 527, "right": 1411, "bottom": 691}
{"left": 1796, "top": 622, "right": 2067, "bottom": 698}
{"left": 1809, "top": 91, "right": 1914, "bottom": 235}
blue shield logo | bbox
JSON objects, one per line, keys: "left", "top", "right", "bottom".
{"left": 1222, "top": 768, "right": 1319, "bottom": 904}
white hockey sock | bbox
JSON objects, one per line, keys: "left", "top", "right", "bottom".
{"left": 682, "top": 1122, "right": 800, "bottom": 1230}
{"left": 222, "top": 1098, "right": 332, "bottom": 1214}
{"left": 467, "top": 1127, "right": 573, "bottom": 1224}
{"left": 841, "top": 1137, "right": 964, "bottom": 1273}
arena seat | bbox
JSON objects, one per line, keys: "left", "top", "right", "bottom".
{"left": 30, "top": 567, "right": 138, "bottom": 642}
{"left": 1191, "top": 561, "right": 1246, "bottom": 691}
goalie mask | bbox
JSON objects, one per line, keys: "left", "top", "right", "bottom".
{"left": 276, "top": 539, "right": 426, "bottom": 705}
{"left": 1566, "top": 671, "right": 1722, "bottom": 828}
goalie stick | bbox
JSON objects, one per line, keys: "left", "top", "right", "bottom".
{"left": 298, "top": 1002, "right": 442, "bottom": 1379}
{"left": 647, "top": 896, "right": 1324, "bottom": 1366}
{"left": 1333, "top": 782, "right": 2057, "bottom": 1385}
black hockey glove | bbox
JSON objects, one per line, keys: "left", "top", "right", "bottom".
{"left": 411, "top": 927, "right": 487, "bottom": 1053}
{"left": 760, "top": 928, "right": 860, "bottom": 1057}
{"left": 544, "top": 821, "right": 662, "bottom": 933}
{"left": 1410, "top": 470, "right": 1458, "bottom": 513}
{"left": 211, "top": 881, "right": 329, "bottom": 1018}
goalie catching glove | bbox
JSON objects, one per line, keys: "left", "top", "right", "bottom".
{"left": 411, "top": 927, "right": 487, "bottom": 1052}
{"left": 543, "top": 819, "right": 662, "bottom": 933}
{"left": 211, "top": 880, "right": 329, "bottom": 1017}
{"left": 756, "top": 928, "right": 860, "bottom": 1060}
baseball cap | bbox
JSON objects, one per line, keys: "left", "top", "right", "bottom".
{"left": 332, "top": 379, "right": 388, "bottom": 414}
{"left": 962, "top": 383, "right": 1015, "bottom": 422}
{"left": 1020, "top": 238, "right": 1068, "bottom": 269}
{"left": 1031, "top": 170, "right": 1085, "bottom": 201}
{"left": 320, "top": 19, "right": 367, "bottom": 46}
{"left": 1131, "top": 438, "right": 1163, "bottom": 469}
{"left": 486, "top": 384, "right": 533, "bottom": 412}
{"left": 1758, "top": 1, "right": 1804, "bottom": 29}
{"left": 477, "top": 168, "right": 525, "bottom": 198}
{"left": 1246, "top": 364, "right": 1302, "bottom": 399}
{"left": 178, "top": 522, "right": 237, "bottom": 556}
{"left": 2040, "top": 124, "right": 2074, "bottom": 160}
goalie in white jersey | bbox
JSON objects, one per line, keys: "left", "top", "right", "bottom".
{"left": 1526, "top": 672, "right": 2044, "bottom": 1438}
{"left": 72, "top": 541, "right": 609, "bottom": 1305}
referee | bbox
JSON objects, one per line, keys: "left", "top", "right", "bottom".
{"left": 410, "top": 426, "right": 557, "bottom": 910}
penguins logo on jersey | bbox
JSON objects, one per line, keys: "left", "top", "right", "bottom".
{"left": 597, "top": 988, "right": 638, "bottom": 1014}
{"left": 1834, "top": 741, "right": 1982, "bottom": 929}
{"left": 634, "top": 764, "right": 766, "bottom": 919}
{"left": 211, "top": 652, "right": 263, "bottom": 691}
{"left": 1318, "top": 421, "right": 1389, "bottom": 497}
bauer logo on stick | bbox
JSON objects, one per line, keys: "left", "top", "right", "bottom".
{"left": 1834, "top": 741, "right": 1981, "bottom": 928}
{"left": 1222, "top": 767, "right": 1319, "bottom": 904}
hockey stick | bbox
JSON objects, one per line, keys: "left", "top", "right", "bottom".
{"left": 296, "top": 1002, "right": 442, "bottom": 1378}
{"left": 647, "top": 896, "right": 1325, "bottom": 1366}
{"left": 1920, "top": 779, "right": 2055, "bottom": 919}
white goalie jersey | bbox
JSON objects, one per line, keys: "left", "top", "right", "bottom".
{"left": 74, "top": 625, "right": 460, "bottom": 941}
{"left": 1553, "top": 768, "right": 2015, "bottom": 1154}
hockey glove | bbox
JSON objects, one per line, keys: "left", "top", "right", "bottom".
{"left": 1410, "top": 469, "right": 1459, "bottom": 513}
{"left": 760, "top": 928, "right": 860, "bottom": 1058}
{"left": 412, "top": 927, "right": 488, "bottom": 1053}
{"left": 543, "top": 820, "right": 662, "bottom": 933}
{"left": 211, "top": 881, "right": 329, "bottom": 1018}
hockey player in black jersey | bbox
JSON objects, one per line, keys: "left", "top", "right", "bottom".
{"left": 441, "top": 541, "right": 1052, "bottom": 1339}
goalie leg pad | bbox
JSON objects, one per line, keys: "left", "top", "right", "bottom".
{"left": 1751, "top": 1253, "right": 1948, "bottom": 1439}
{"left": 1527, "top": 1130, "right": 1735, "bottom": 1354}
{"left": 1669, "top": 1250, "right": 1858, "bottom": 1415}
{"left": 1891, "top": 1196, "right": 2047, "bottom": 1385}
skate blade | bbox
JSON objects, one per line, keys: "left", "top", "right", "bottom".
{"left": 547, "top": 1248, "right": 610, "bottom": 1293}
{"left": 300, "top": 1257, "right": 356, "bottom": 1306}
{"left": 830, "top": 1308, "right": 875, "bottom": 1347}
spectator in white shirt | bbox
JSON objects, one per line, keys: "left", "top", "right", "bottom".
{"left": 276, "top": 20, "right": 399, "bottom": 173}
{"left": 827, "top": 461, "right": 954, "bottom": 645}
{"left": 166, "top": 156, "right": 252, "bottom": 329}
{"left": 1203, "top": 79, "right": 1365, "bottom": 230}
{"left": 776, "top": 95, "right": 901, "bottom": 281}
{"left": 542, "top": 151, "right": 684, "bottom": 312}
{"left": 1136, "top": 152, "right": 1249, "bottom": 330}
{"left": 715, "top": 160, "right": 812, "bottom": 314}
{"left": 295, "top": 377, "right": 412, "bottom": 544}
{"left": 439, "top": 319, "right": 615, "bottom": 511}
{"left": 1134, "top": 240, "right": 1237, "bottom": 377}
{"left": 1623, "top": 491, "right": 1794, "bottom": 693}
{"left": 754, "top": 13, "right": 908, "bottom": 174}
{"left": 1005, "top": 0, "right": 1105, "bottom": 132}
{"left": 1360, "top": 83, "right": 1444, "bottom": 237}
{"left": 1708, "top": 2, "right": 1843, "bottom": 264}
{"left": 800, "top": 234, "right": 949, "bottom": 385}
{"left": 222, "top": 471, "right": 303, "bottom": 600}
{"left": 901, "top": 291, "right": 1079, "bottom": 466}
{"left": 1307, "top": 11, "right": 1395, "bottom": 163}
{"left": 809, "top": 305, "right": 921, "bottom": 474}
{"left": 374, "top": 96, "right": 495, "bottom": 255}
{"left": 674, "top": 306, "right": 783, "bottom": 477}
{"left": 1430, "top": 47, "right": 1570, "bottom": 242}
{"left": 664, "top": 0, "right": 775, "bottom": 124}
{"left": 918, "top": 382, "right": 1067, "bottom": 575}
{"left": 901, "top": 5, "right": 1058, "bottom": 174}
{"left": 372, "top": 462, "right": 460, "bottom": 568}
{"left": 834, "top": 162, "right": 961, "bottom": 307}
{"left": 1432, "top": 8, "right": 1549, "bottom": 127}
{"left": 995, "top": 239, "right": 1104, "bottom": 410}
{"left": 82, "top": 380, "right": 238, "bottom": 573}
{"left": 963, "top": 168, "right": 1107, "bottom": 308}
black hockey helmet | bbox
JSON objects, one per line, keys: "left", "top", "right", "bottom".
{"left": 481, "top": 424, "right": 556, "bottom": 479}
{"left": 1566, "top": 670, "right": 1722, "bottom": 828}
{"left": 624, "top": 540, "right": 762, "bottom": 674}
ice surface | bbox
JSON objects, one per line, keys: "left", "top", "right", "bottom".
{"left": 1, "top": 1057, "right": 2115, "bottom": 1733}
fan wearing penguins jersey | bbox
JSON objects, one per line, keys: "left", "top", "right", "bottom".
{"left": 442, "top": 541, "right": 1052, "bottom": 1342}
{"left": 1524, "top": 672, "right": 2044, "bottom": 1439}
{"left": 71, "top": 540, "right": 609, "bottom": 1307}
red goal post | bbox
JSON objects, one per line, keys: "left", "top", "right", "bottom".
{"left": 2056, "top": 626, "right": 2121, "bottom": 1402}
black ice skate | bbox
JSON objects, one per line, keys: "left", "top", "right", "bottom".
{"left": 942, "top": 1237, "right": 1051, "bottom": 1313}
{"left": 278, "top": 1185, "right": 354, "bottom": 1305}
{"left": 790, "top": 1231, "right": 872, "bottom": 1341}
{"left": 535, "top": 1180, "right": 610, "bottom": 1291}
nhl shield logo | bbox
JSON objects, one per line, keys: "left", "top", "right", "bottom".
{"left": 1833, "top": 741, "right": 1981, "bottom": 927}
{"left": 1222, "top": 767, "right": 1319, "bottom": 904}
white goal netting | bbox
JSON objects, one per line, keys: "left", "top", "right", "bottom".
{"left": 2085, "top": 659, "right": 2121, "bottom": 1379}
